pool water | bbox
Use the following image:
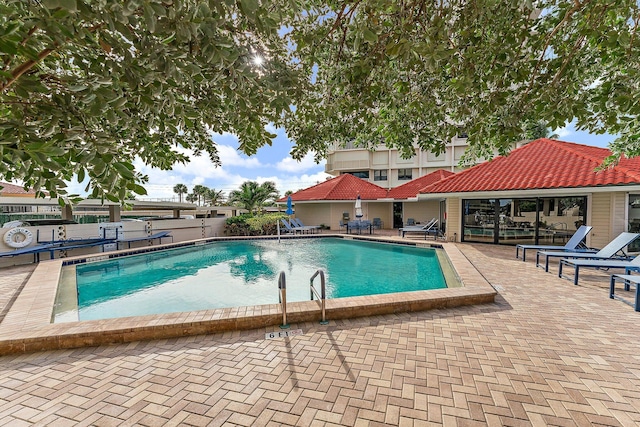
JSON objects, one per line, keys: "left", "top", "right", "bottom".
{"left": 69, "top": 238, "right": 448, "bottom": 321}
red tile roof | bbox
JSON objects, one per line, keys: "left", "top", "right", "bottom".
{"left": 0, "top": 182, "right": 37, "bottom": 196}
{"left": 421, "top": 138, "right": 640, "bottom": 194}
{"left": 388, "top": 170, "right": 455, "bottom": 199}
{"left": 282, "top": 174, "right": 388, "bottom": 201}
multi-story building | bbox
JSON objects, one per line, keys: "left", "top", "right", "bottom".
{"left": 324, "top": 135, "right": 471, "bottom": 189}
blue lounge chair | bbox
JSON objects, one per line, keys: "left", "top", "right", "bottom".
{"left": 559, "top": 255, "right": 640, "bottom": 286}
{"left": 536, "top": 232, "right": 640, "bottom": 272}
{"left": 516, "top": 225, "right": 595, "bottom": 262}
{"left": 399, "top": 219, "right": 439, "bottom": 239}
{"left": 117, "top": 231, "right": 173, "bottom": 249}
{"left": 280, "top": 219, "right": 300, "bottom": 234}
{"left": 291, "top": 218, "right": 320, "bottom": 233}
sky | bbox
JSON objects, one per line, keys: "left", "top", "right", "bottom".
{"left": 65, "top": 121, "right": 618, "bottom": 202}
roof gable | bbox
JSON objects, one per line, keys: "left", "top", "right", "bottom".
{"left": 283, "top": 174, "right": 388, "bottom": 201}
{"left": 388, "top": 170, "right": 455, "bottom": 199}
{"left": 421, "top": 139, "right": 640, "bottom": 194}
{"left": 0, "top": 182, "right": 37, "bottom": 196}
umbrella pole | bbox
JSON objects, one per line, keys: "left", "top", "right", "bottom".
{"left": 277, "top": 220, "right": 280, "bottom": 243}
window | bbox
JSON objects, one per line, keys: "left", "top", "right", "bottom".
{"left": 345, "top": 171, "right": 369, "bottom": 179}
{"left": 374, "top": 170, "right": 387, "bottom": 181}
{"left": 398, "top": 168, "right": 412, "bottom": 180}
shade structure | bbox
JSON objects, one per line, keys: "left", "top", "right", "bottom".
{"left": 285, "top": 196, "right": 294, "bottom": 215}
{"left": 355, "top": 194, "right": 363, "bottom": 218}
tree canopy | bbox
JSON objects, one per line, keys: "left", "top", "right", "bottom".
{"left": 1, "top": 0, "right": 639, "bottom": 202}
{"left": 0, "top": 0, "right": 300, "bottom": 202}
{"left": 229, "top": 180, "right": 279, "bottom": 213}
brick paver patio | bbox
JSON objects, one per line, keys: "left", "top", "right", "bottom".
{"left": 1, "top": 243, "right": 639, "bottom": 426}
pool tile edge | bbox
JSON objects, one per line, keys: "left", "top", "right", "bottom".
{"left": 0, "top": 240, "right": 497, "bottom": 356}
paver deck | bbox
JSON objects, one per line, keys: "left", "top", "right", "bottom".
{"left": 1, "top": 242, "right": 640, "bottom": 426}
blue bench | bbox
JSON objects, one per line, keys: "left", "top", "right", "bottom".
{"left": 117, "top": 231, "right": 173, "bottom": 249}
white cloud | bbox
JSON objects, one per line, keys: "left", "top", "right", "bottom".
{"left": 554, "top": 125, "right": 573, "bottom": 139}
{"left": 216, "top": 144, "right": 262, "bottom": 168}
{"left": 276, "top": 152, "right": 321, "bottom": 173}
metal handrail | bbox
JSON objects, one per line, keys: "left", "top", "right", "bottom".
{"left": 278, "top": 271, "right": 289, "bottom": 329}
{"left": 310, "top": 269, "right": 328, "bottom": 324}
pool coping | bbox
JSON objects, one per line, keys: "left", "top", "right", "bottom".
{"left": 0, "top": 235, "right": 496, "bottom": 355}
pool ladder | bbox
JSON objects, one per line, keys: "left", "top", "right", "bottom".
{"left": 278, "top": 272, "right": 289, "bottom": 329}
{"left": 277, "top": 269, "right": 328, "bottom": 329}
{"left": 310, "top": 269, "right": 329, "bottom": 325}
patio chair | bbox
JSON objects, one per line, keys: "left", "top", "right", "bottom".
{"left": 399, "top": 218, "right": 438, "bottom": 239}
{"left": 515, "top": 225, "right": 595, "bottom": 262}
{"left": 558, "top": 254, "right": 640, "bottom": 286}
{"left": 406, "top": 218, "right": 416, "bottom": 226}
{"left": 536, "top": 232, "right": 640, "bottom": 272}
{"left": 280, "top": 219, "right": 300, "bottom": 234}
{"left": 291, "top": 218, "right": 320, "bottom": 233}
{"left": 372, "top": 218, "right": 383, "bottom": 229}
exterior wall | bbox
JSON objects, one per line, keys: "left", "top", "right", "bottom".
{"left": 366, "top": 203, "right": 392, "bottom": 229}
{"left": 590, "top": 192, "right": 613, "bottom": 248}
{"left": 590, "top": 191, "right": 631, "bottom": 248}
{"left": 447, "top": 197, "right": 462, "bottom": 242}
{"left": 294, "top": 204, "right": 332, "bottom": 229}
{"left": 611, "top": 192, "right": 628, "bottom": 237}
{"left": 325, "top": 136, "right": 471, "bottom": 188}
{"left": 402, "top": 201, "right": 440, "bottom": 225}
{"left": 295, "top": 201, "right": 393, "bottom": 230}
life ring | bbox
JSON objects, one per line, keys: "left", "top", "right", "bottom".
{"left": 3, "top": 227, "right": 34, "bottom": 249}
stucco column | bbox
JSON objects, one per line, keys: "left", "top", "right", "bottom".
{"left": 61, "top": 204, "right": 73, "bottom": 220}
{"left": 109, "top": 205, "right": 121, "bottom": 222}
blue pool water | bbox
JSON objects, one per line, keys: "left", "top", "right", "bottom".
{"left": 73, "top": 238, "right": 448, "bottom": 320}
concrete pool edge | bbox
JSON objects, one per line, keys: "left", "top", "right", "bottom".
{"left": 0, "top": 237, "right": 496, "bottom": 355}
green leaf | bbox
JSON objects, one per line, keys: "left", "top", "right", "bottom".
{"left": 239, "top": 0, "right": 259, "bottom": 17}
{"left": 363, "top": 29, "right": 378, "bottom": 43}
{"left": 144, "top": 5, "right": 156, "bottom": 33}
{"left": 41, "top": 0, "right": 60, "bottom": 9}
{"left": 59, "top": 0, "right": 77, "bottom": 11}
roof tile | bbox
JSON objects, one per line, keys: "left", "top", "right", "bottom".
{"left": 281, "top": 174, "right": 388, "bottom": 201}
{"left": 388, "top": 170, "right": 455, "bottom": 199}
{"left": 0, "top": 182, "right": 37, "bottom": 196}
{"left": 421, "top": 139, "right": 640, "bottom": 194}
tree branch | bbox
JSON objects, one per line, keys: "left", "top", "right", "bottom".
{"left": 0, "top": 45, "right": 58, "bottom": 93}
{"left": 1, "top": 23, "right": 104, "bottom": 93}
{"left": 523, "top": 0, "right": 586, "bottom": 99}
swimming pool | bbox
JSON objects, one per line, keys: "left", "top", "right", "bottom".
{"left": 56, "top": 237, "right": 454, "bottom": 321}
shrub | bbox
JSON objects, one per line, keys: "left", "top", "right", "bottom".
{"left": 224, "top": 213, "right": 289, "bottom": 236}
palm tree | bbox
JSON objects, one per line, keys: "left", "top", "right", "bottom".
{"left": 205, "top": 188, "right": 225, "bottom": 206}
{"left": 192, "top": 184, "right": 208, "bottom": 206}
{"left": 256, "top": 181, "right": 280, "bottom": 213}
{"left": 229, "top": 181, "right": 281, "bottom": 213}
{"left": 185, "top": 193, "right": 198, "bottom": 204}
{"left": 173, "top": 183, "right": 188, "bottom": 203}
{"left": 229, "top": 181, "right": 261, "bottom": 213}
